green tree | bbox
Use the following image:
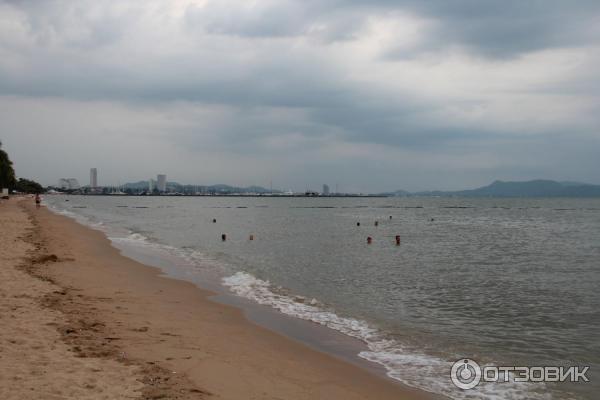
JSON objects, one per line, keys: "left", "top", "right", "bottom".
{"left": 0, "top": 141, "right": 16, "bottom": 190}
{"left": 15, "top": 178, "right": 44, "bottom": 194}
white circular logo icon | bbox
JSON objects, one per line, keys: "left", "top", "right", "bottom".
{"left": 451, "top": 358, "right": 482, "bottom": 390}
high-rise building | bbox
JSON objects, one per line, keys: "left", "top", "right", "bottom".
{"left": 157, "top": 174, "right": 167, "bottom": 192}
{"left": 148, "top": 179, "right": 155, "bottom": 192}
{"left": 322, "top": 184, "right": 330, "bottom": 196}
{"left": 90, "top": 168, "right": 98, "bottom": 188}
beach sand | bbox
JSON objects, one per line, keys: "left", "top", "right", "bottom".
{"left": 0, "top": 197, "right": 434, "bottom": 400}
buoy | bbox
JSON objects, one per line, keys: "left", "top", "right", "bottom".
{"left": 367, "top": 236, "right": 372, "bottom": 244}
{"left": 395, "top": 235, "right": 401, "bottom": 245}
{"left": 374, "top": 221, "right": 379, "bottom": 226}
{"left": 249, "top": 234, "right": 254, "bottom": 240}
{"left": 213, "top": 218, "right": 216, "bottom": 223}
{"left": 357, "top": 222, "right": 361, "bottom": 226}
{"left": 221, "top": 233, "right": 227, "bottom": 241}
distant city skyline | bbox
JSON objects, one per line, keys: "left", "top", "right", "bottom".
{"left": 49, "top": 167, "right": 600, "bottom": 197}
{"left": 48, "top": 166, "right": 600, "bottom": 195}
{"left": 1, "top": 1, "right": 599, "bottom": 192}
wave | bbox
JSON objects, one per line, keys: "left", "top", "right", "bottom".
{"left": 222, "top": 271, "right": 548, "bottom": 400}
{"left": 45, "top": 203, "right": 105, "bottom": 230}
{"left": 47, "top": 199, "right": 548, "bottom": 400}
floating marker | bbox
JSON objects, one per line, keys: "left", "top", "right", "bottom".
{"left": 367, "top": 236, "right": 372, "bottom": 244}
{"left": 221, "top": 233, "right": 227, "bottom": 241}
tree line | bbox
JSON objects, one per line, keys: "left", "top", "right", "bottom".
{"left": 0, "top": 141, "right": 44, "bottom": 194}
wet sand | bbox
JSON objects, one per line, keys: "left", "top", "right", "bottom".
{"left": 0, "top": 197, "right": 434, "bottom": 399}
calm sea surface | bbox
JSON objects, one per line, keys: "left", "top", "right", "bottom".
{"left": 45, "top": 195, "right": 600, "bottom": 400}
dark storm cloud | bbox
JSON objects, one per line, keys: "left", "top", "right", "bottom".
{"left": 0, "top": 0, "right": 599, "bottom": 191}
{"left": 185, "top": 0, "right": 600, "bottom": 58}
{"left": 2, "top": 0, "right": 598, "bottom": 101}
{"left": 396, "top": 0, "right": 600, "bottom": 58}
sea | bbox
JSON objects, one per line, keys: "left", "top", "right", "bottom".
{"left": 44, "top": 195, "right": 600, "bottom": 400}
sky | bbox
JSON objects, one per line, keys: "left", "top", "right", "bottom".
{"left": 0, "top": 0, "right": 599, "bottom": 192}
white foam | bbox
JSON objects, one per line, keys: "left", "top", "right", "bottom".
{"left": 110, "top": 232, "right": 153, "bottom": 244}
{"left": 109, "top": 231, "right": 191, "bottom": 262}
{"left": 108, "top": 232, "right": 230, "bottom": 278}
{"left": 46, "top": 202, "right": 101, "bottom": 230}
{"left": 222, "top": 271, "right": 549, "bottom": 400}
{"left": 46, "top": 199, "right": 550, "bottom": 400}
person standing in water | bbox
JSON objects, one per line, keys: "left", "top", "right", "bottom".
{"left": 35, "top": 193, "right": 41, "bottom": 208}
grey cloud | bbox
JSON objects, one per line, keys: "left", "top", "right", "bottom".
{"left": 186, "top": 0, "right": 600, "bottom": 58}
{"left": 184, "top": 1, "right": 308, "bottom": 38}
{"left": 0, "top": 0, "right": 599, "bottom": 191}
{"left": 184, "top": 0, "right": 368, "bottom": 42}
{"left": 412, "top": 1, "right": 600, "bottom": 58}
{"left": 2, "top": 0, "right": 134, "bottom": 49}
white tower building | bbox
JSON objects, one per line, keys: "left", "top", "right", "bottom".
{"left": 157, "top": 174, "right": 167, "bottom": 192}
{"left": 90, "top": 168, "right": 98, "bottom": 188}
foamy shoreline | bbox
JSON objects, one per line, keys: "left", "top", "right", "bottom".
{"left": 3, "top": 197, "right": 433, "bottom": 400}
{"left": 48, "top": 200, "right": 455, "bottom": 397}
{"left": 44, "top": 195, "right": 552, "bottom": 400}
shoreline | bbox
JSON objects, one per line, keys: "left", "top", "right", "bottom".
{"left": 1, "top": 197, "right": 434, "bottom": 399}
{"left": 111, "top": 240, "right": 395, "bottom": 382}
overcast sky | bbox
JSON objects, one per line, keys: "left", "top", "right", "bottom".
{"left": 1, "top": 0, "right": 599, "bottom": 192}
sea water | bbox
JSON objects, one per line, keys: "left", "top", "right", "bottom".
{"left": 45, "top": 195, "right": 600, "bottom": 400}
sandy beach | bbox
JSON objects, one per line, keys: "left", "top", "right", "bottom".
{"left": 0, "top": 196, "right": 432, "bottom": 400}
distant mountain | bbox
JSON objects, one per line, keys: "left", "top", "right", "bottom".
{"left": 559, "top": 181, "right": 592, "bottom": 187}
{"left": 378, "top": 189, "right": 411, "bottom": 197}
{"left": 389, "top": 180, "right": 600, "bottom": 198}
